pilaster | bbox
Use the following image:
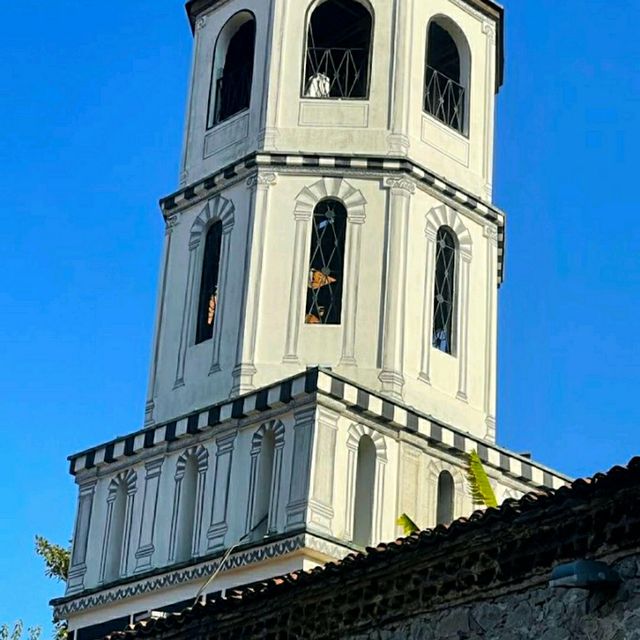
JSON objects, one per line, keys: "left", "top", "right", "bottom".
{"left": 207, "top": 432, "right": 237, "bottom": 551}
{"left": 232, "top": 172, "right": 277, "bottom": 396}
{"left": 286, "top": 407, "right": 316, "bottom": 531}
{"left": 134, "top": 458, "right": 164, "bottom": 573}
{"left": 67, "top": 480, "right": 97, "bottom": 593}
{"left": 379, "top": 177, "right": 415, "bottom": 400}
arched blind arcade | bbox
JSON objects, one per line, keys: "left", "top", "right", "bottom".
{"left": 436, "top": 470, "right": 455, "bottom": 526}
{"left": 305, "top": 199, "right": 347, "bottom": 325}
{"left": 209, "top": 13, "right": 256, "bottom": 127}
{"left": 432, "top": 227, "right": 457, "bottom": 354}
{"left": 353, "top": 435, "right": 376, "bottom": 547}
{"left": 304, "top": 0, "right": 373, "bottom": 99}
{"left": 425, "top": 21, "right": 466, "bottom": 133}
{"left": 196, "top": 221, "right": 223, "bottom": 345}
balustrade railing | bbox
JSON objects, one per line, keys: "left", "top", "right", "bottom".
{"left": 424, "top": 65, "right": 466, "bottom": 133}
{"left": 304, "top": 47, "right": 368, "bottom": 99}
{"left": 214, "top": 64, "right": 253, "bottom": 125}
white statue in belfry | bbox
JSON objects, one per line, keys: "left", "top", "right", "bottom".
{"left": 53, "top": 2, "right": 569, "bottom": 639}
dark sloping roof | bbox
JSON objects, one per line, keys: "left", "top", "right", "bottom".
{"left": 184, "top": 0, "right": 505, "bottom": 90}
{"left": 106, "top": 455, "right": 640, "bottom": 639}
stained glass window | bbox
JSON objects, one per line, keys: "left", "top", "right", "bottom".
{"left": 196, "top": 222, "right": 223, "bottom": 344}
{"left": 305, "top": 199, "right": 347, "bottom": 325}
{"left": 432, "top": 227, "right": 457, "bottom": 354}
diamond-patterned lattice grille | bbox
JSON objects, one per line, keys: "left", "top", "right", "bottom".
{"left": 305, "top": 200, "right": 347, "bottom": 325}
{"left": 432, "top": 228, "right": 457, "bottom": 354}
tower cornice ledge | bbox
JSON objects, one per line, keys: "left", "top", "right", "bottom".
{"left": 160, "top": 151, "right": 508, "bottom": 284}
{"left": 184, "top": 0, "right": 504, "bottom": 89}
{"left": 67, "top": 369, "right": 570, "bottom": 491}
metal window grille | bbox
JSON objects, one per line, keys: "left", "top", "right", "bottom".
{"left": 305, "top": 200, "right": 347, "bottom": 325}
{"left": 432, "top": 228, "right": 457, "bottom": 354}
{"left": 424, "top": 65, "right": 465, "bottom": 133}
{"left": 196, "top": 222, "right": 223, "bottom": 344}
{"left": 304, "top": 47, "right": 368, "bottom": 99}
{"left": 214, "top": 63, "right": 253, "bottom": 125}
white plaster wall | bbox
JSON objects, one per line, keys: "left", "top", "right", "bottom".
{"left": 149, "top": 172, "right": 498, "bottom": 438}
{"left": 71, "top": 410, "right": 298, "bottom": 596}
{"left": 182, "top": 0, "right": 498, "bottom": 198}
{"left": 181, "top": 0, "right": 275, "bottom": 186}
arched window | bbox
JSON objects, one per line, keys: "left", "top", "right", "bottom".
{"left": 195, "top": 221, "right": 223, "bottom": 344}
{"left": 253, "top": 430, "right": 276, "bottom": 537}
{"left": 303, "top": 0, "right": 373, "bottom": 99}
{"left": 432, "top": 227, "right": 457, "bottom": 354}
{"left": 305, "top": 199, "right": 347, "bottom": 325}
{"left": 175, "top": 456, "right": 198, "bottom": 562}
{"left": 436, "top": 470, "right": 455, "bottom": 525}
{"left": 424, "top": 19, "right": 470, "bottom": 133}
{"left": 104, "top": 483, "right": 127, "bottom": 582}
{"left": 208, "top": 12, "right": 256, "bottom": 127}
{"left": 353, "top": 435, "right": 376, "bottom": 547}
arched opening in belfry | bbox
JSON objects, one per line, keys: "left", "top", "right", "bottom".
{"left": 303, "top": 0, "right": 373, "bottom": 99}
{"left": 424, "top": 19, "right": 470, "bottom": 133}
{"left": 253, "top": 429, "right": 276, "bottom": 537}
{"left": 436, "top": 470, "right": 455, "bottom": 525}
{"left": 105, "top": 483, "right": 127, "bottom": 582}
{"left": 195, "top": 221, "right": 223, "bottom": 344}
{"left": 175, "top": 456, "right": 198, "bottom": 562}
{"left": 353, "top": 435, "right": 376, "bottom": 547}
{"left": 432, "top": 226, "right": 458, "bottom": 355}
{"left": 208, "top": 11, "right": 256, "bottom": 127}
{"left": 305, "top": 198, "right": 348, "bottom": 325}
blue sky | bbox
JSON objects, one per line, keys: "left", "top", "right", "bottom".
{"left": 0, "top": 0, "right": 638, "bottom": 634}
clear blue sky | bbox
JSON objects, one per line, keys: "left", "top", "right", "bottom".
{"left": 0, "top": 0, "right": 638, "bottom": 634}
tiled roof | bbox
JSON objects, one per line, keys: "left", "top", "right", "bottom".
{"left": 105, "top": 455, "right": 640, "bottom": 640}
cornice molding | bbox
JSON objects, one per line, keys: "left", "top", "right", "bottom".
{"left": 53, "top": 532, "right": 352, "bottom": 618}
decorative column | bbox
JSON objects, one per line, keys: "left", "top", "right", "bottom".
{"left": 308, "top": 407, "right": 338, "bottom": 534}
{"left": 339, "top": 209, "right": 367, "bottom": 367}
{"left": 456, "top": 254, "right": 472, "bottom": 402}
{"left": 232, "top": 172, "right": 277, "bottom": 395}
{"left": 120, "top": 478, "right": 137, "bottom": 578}
{"left": 283, "top": 206, "right": 312, "bottom": 363}
{"left": 244, "top": 445, "right": 261, "bottom": 535}
{"left": 145, "top": 215, "right": 177, "bottom": 425}
{"left": 482, "top": 22, "right": 498, "bottom": 201}
{"left": 286, "top": 407, "right": 316, "bottom": 531}
{"left": 173, "top": 231, "right": 200, "bottom": 390}
{"left": 267, "top": 438, "right": 285, "bottom": 534}
{"left": 207, "top": 432, "right": 237, "bottom": 551}
{"left": 134, "top": 458, "right": 164, "bottom": 573}
{"left": 419, "top": 221, "right": 438, "bottom": 384}
{"left": 67, "top": 480, "right": 97, "bottom": 593}
{"left": 379, "top": 177, "right": 415, "bottom": 400}
{"left": 483, "top": 225, "right": 499, "bottom": 441}
{"left": 387, "top": 0, "right": 414, "bottom": 156}
{"left": 179, "top": 15, "right": 208, "bottom": 187}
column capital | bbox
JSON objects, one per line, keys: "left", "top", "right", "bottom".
{"left": 246, "top": 172, "right": 277, "bottom": 190}
{"left": 384, "top": 176, "right": 416, "bottom": 196}
{"left": 483, "top": 224, "right": 499, "bottom": 247}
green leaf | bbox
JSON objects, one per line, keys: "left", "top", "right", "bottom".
{"left": 466, "top": 451, "right": 498, "bottom": 508}
{"left": 396, "top": 513, "right": 420, "bottom": 535}
{"left": 35, "top": 536, "right": 70, "bottom": 583}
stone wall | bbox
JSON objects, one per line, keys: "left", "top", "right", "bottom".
{"left": 343, "top": 553, "right": 640, "bottom": 640}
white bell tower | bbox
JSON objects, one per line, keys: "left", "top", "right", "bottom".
{"left": 145, "top": 0, "right": 505, "bottom": 442}
{"left": 54, "top": 3, "right": 570, "bottom": 640}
